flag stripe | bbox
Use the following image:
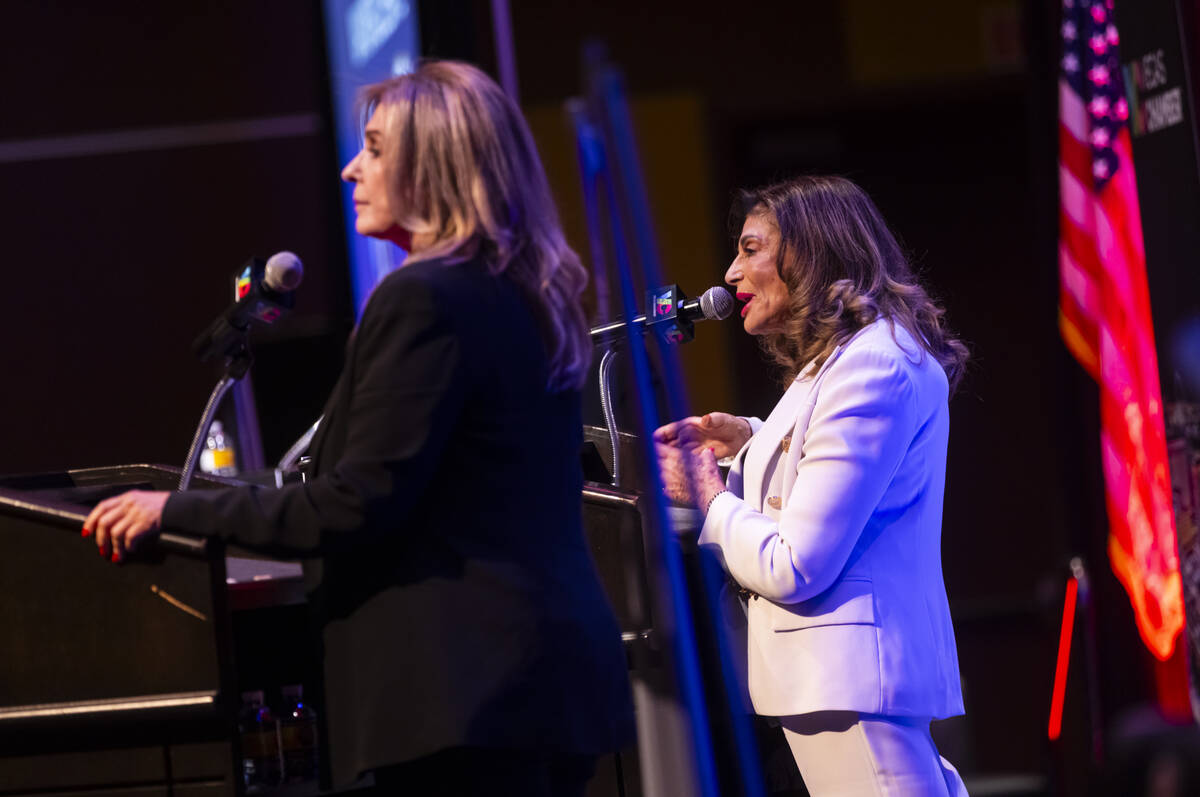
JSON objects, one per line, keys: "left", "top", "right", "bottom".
{"left": 1060, "top": 167, "right": 1139, "bottom": 305}
{"left": 1059, "top": 77, "right": 1089, "bottom": 142}
{"left": 1059, "top": 122, "right": 1093, "bottom": 187}
{"left": 1059, "top": 208, "right": 1104, "bottom": 285}
{"left": 1060, "top": 308, "right": 1101, "bottom": 380}
{"left": 1059, "top": 285, "right": 1100, "bottom": 355}
{"left": 1059, "top": 245, "right": 1102, "bottom": 319}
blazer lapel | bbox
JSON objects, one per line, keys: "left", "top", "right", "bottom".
{"left": 306, "top": 364, "right": 350, "bottom": 475}
{"left": 742, "top": 380, "right": 811, "bottom": 510}
{"left": 776, "top": 328, "right": 876, "bottom": 500}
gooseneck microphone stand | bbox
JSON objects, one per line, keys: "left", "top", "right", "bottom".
{"left": 597, "top": 348, "right": 623, "bottom": 486}
{"left": 569, "top": 94, "right": 624, "bottom": 489}
{"left": 590, "top": 284, "right": 732, "bottom": 489}
{"left": 178, "top": 321, "right": 254, "bottom": 491}
{"left": 178, "top": 253, "right": 300, "bottom": 491}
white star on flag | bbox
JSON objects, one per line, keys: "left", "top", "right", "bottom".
{"left": 1093, "top": 158, "right": 1111, "bottom": 179}
{"left": 1063, "top": 53, "right": 1080, "bottom": 72}
{"left": 1091, "top": 127, "right": 1111, "bottom": 147}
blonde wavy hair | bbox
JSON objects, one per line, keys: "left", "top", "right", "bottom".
{"left": 359, "top": 61, "right": 591, "bottom": 391}
{"left": 736, "top": 176, "right": 968, "bottom": 391}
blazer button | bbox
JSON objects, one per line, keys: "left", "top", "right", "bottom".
{"left": 736, "top": 584, "right": 760, "bottom": 601}
{"left": 767, "top": 496, "right": 782, "bottom": 510}
{"left": 781, "top": 434, "right": 792, "bottom": 453}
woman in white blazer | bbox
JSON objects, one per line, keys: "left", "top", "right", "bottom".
{"left": 656, "top": 176, "right": 970, "bottom": 796}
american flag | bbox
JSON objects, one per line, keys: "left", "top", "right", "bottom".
{"left": 1058, "top": 0, "right": 1184, "bottom": 659}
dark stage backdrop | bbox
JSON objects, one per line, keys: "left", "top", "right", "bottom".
{"left": 0, "top": 1, "right": 352, "bottom": 475}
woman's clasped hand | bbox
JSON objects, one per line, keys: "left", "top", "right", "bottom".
{"left": 653, "top": 412, "right": 750, "bottom": 508}
{"left": 654, "top": 411, "right": 753, "bottom": 458}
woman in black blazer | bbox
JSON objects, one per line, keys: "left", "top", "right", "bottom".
{"left": 84, "top": 61, "right": 634, "bottom": 795}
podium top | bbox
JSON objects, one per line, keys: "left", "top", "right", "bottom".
{"left": 0, "top": 463, "right": 309, "bottom": 609}
{"left": 0, "top": 464, "right": 240, "bottom": 556}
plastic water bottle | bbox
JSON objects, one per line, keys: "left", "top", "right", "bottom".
{"left": 200, "top": 420, "right": 238, "bottom": 477}
{"left": 239, "top": 690, "right": 281, "bottom": 792}
{"left": 280, "top": 684, "right": 319, "bottom": 784}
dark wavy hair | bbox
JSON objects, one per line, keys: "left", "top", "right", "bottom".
{"left": 734, "top": 175, "right": 968, "bottom": 391}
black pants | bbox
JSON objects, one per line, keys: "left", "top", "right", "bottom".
{"left": 372, "top": 746, "right": 597, "bottom": 796}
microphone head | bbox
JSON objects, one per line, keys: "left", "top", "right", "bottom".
{"left": 264, "top": 251, "right": 304, "bottom": 292}
{"left": 699, "top": 286, "right": 734, "bottom": 321}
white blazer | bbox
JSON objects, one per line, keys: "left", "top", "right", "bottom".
{"left": 699, "top": 318, "right": 964, "bottom": 720}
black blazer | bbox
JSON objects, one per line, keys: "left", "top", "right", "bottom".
{"left": 164, "top": 256, "right": 635, "bottom": 786}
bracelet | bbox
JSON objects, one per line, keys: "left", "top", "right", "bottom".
{"left": 704, "top": 489, "right": 729, "bottom": 515}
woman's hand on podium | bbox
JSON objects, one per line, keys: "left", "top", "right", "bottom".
{"left": 82, "top": 490, "right": 169, "bottom": 563}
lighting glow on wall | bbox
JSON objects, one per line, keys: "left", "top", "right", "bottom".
{"left": 323, "top": 0, "right": 420, "bottom": 316}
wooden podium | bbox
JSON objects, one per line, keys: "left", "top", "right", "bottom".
{"left": 0, "top": 464, "right": 245, "bottom": 796}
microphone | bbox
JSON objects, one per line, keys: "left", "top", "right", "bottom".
{"left": 193, "top": 252, "right": 304, "bottom": 363}
{"left": 590, "top": 284, "right": 734, "bottom": 345}
{"left": 263, "top": 250, "right": 304, "bottom": 292}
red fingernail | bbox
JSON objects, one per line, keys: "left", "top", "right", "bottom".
{"left": 111, "top": 552, "right": 121, "bottom": 563}
{"left": 81, "top": 527, "right": 91, "bottom": 538}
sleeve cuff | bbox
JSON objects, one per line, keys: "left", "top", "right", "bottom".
{"left": 161, "top": 490, "right": 220, "bottom": 539}
{"left": 698, "top": 489, "right": 740, "bottom": 546}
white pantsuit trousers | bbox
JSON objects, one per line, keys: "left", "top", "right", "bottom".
{"left": 780, "top": 712, "right": 968, "bottom": 797}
